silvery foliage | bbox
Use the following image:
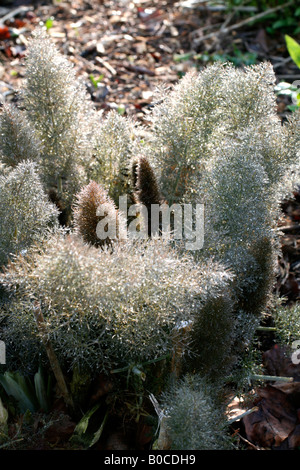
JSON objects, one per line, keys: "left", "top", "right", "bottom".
{"left": 90, "top": 110, "right": 139, "bottom": 204}
{"left": 273, "top": 301, "right": 300, "bottom": 346}
{"left": 0, "top": 161, "right": 59, "bottom": 266}
{"left": 148, "top": 62, "right": 299, "bottom": 205}
{"left": 200, "top": 136, "right": 277, "bottom": 291}
{"left": 147, "top": 64, "right": 225, "bottom": 205}
{"left": 198, "top": 120, "right": 299, "bottom": 307}
{"left": 161, "top": 374, "right": 232, "bottom": 450}
{"left": 22, "top": 28, "right": 96, "bottom": 199}
{"left": 0, "top": 103, "right": 41, "bottom": 168}
{"left": 0, "top": 233, "right": 232, "bottom": 373}
{"left": 147, "top": 62, "right": 300, "bottom": 316}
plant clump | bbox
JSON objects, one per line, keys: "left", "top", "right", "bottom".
{"left": 0, "top": 233, "right": 233, "bottom": 375}
{"left": 146, "top": 61, "right": 300, "bottom": 359}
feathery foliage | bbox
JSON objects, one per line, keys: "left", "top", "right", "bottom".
{"left": 143, "top": 62, "right": 300, "bottom": 372}
{"left": 199, "top": 135, "right": 278, "bottom": 316}
{"left": 160, "top": 374, "right": 232, "bottom": 450}
{"left": 1, "top": 29, "right": 300, "bottom": 441}
{"left": 147, "top": 62, "right": 299, "bottom": 205}
{"left": 187, "top": 294, "right": 236, "bottom": 381}
{"left": 148, "top": 62, "right": 300, "bottom": 311}
{"left": 0, "top": 233, "right": 232, "bottom": 374}
{"left": 22, "top": 28, "right": 95, "bottom": 201}
{"left": 0, "top": 104, "right": 41, "bottom": 168}
{"left": 147, "top": 64, "right": 224, "bottom": 205}
{"left": 0, "top": 161, "right": 58, "bottom": 266}
{"left": 90, "top": 110, "right": 138, "bottom": 205}
{"left": 273, "top": 302, "right": 300, "bottom": 346}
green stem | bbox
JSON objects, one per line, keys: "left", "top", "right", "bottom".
{"left": 256, "top": 326, "right": 277, "bottom": 332}
{"left": 228, "top": 406, "right": 259, "bottom": 425}
{"left": 251, "top": 374, "right": 293, "bottom": 383}
{"left": 57, "top": 175, "right": 63, "bottom": 194}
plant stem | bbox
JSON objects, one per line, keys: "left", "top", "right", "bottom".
{"left": 33, "top": 302, "right": 74, "bottom": 410}
{"left": 256, "top": 326, "right": 277, "bottom": 332}
{"left": 57, "top": 175, "right": 63, "bottom": 194}
{"left": 228, "top": 406, "right": 259, "bottom": 425}
{"left": 251, "top": 374, "right": 294, "bottom": 383}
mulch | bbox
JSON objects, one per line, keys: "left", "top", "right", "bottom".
{"left": 0, "top": 0, "right": 299, "bottom": 122}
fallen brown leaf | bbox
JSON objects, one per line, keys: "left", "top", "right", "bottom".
{"left": 243, "top": 385, "right": 297, "bottom": 449}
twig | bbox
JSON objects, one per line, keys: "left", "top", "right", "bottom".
{"left": 191, "top": 22, "right": 224, "bottom": 39}
{"left": 0, "top": 6, "right": 32, "bottom": 25}
{"left": 194, "top": 0, "right": 295, "bottom": 45}
{"left": 277, "top": 75, "right": 300, "bottom": 80}
{"left": 228, "top": 406, "right": 259, "bottom": 425}
{"left": 237, "top": 432, "right": 262, "bottom": 450}
{"left": 0, "top": 438, "right": 24, "bottom": 449}
{"left": 220, "top": 12, "right": 235, "bottom": 33}
{"left": 272, "top": 57, "right": 292, "bottom": 70}
{"left": 123, "top": 62, "right": 155, "bottom": 77}
{"left": 95, "top": 57, "right": 117, "bottom": 76}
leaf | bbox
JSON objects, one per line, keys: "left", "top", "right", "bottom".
{"left": 291, "top": 91, "right": 300, "bottom": 107}
{"left": 73, "top": 404, "right": 100, "bottom": 436}
{"left": 89, "top": 74, "right": 104, "bottom": 89}
{"left": 0, "top": 372, "right": 37, "bottom": 414}
{"left": 45, "top": 18, "right": 54, "bottom": 31}
{"left": 88, "top": 410, "right": 109, "bottom": 448}
{"left": 287, "top": 104, "right": 300, "bottom": 112}
{"left": 243, "top": 385, "right": 297, "bottom": 449}
{"left": 173, "top": 52, "right": 194, "bottom": 63}
{"left": 34, "top": 366, "right": 50, "bottom": 412}
{"left": 0, "top": 27, "right": 10, "bottom": 40}
{"left": 272, "top": 19, "right": 291, "bottom": 29}
{"left": 69, "top": 404, "right": 109, "bottom": 449}
{"left": 285, "top": 35, "right": 300, "bottom": 69}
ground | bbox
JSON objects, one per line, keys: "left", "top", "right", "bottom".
{"left": 0, "top": 0, "right": 299, "bottom": 121}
